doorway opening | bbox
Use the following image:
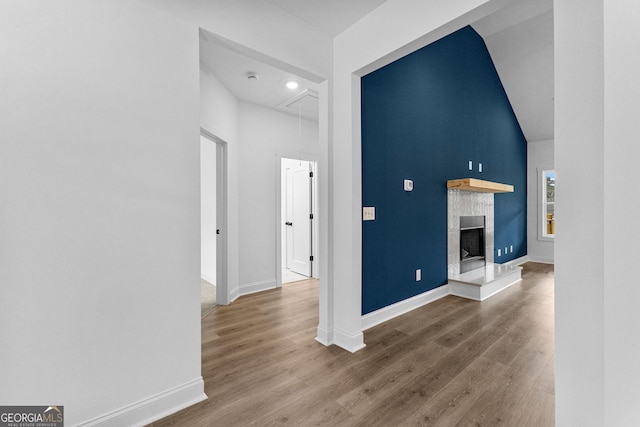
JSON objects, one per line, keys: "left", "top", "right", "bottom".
{"left": 280, "top": 157, "right": 317, "bottom": 284}
{"left": 200, "top": 129, "right": 228, "bottom": 315}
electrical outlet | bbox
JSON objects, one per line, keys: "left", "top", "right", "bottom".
{"left": 468, "top": 160, "right": 473, "bottom": 170}
{"left": 479, "top": 163, "right": 483, "bottom": 173}
{"left": 498, "top": 249, "right": 501, "bottom": 257}
{"left": 416, "top": 269, "right": 421, "bottom": 281}
{"left": 510, "top": 245, "right": 513, "bottom": 253}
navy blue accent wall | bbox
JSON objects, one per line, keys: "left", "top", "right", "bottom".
{"left": 361, "top": 26, "right": 527, "bottom": 315}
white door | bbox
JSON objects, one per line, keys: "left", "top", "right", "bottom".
{"left": 285, "top": 162, "right": 312, "bottom": 277}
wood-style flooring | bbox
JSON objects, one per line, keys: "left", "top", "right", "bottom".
{"left": 151, "top": 262, "right": 554, "bottom": 426}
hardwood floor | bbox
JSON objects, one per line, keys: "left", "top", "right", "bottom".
{"left": 150, "top": 262, "right": 554, "bottom": 426}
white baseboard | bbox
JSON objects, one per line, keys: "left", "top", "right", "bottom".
{"left": 361, "top": 285, "right": 450, "bottom": 331}
{"left": 228, "top": 286, "right": 240, "bottom": 304}
{"left": 239, "top": 279, "right": 276, "bottom": 297}
{"left": 77, "top": 378, "right": 206, "bottom": 426}
{"left": 527, "top": 255, "right": 554, "bottom": 264}
{"left": 502, "top": 255, "right": 529, "bottom": 267}
{"left": 333, "top": 328, "right": 366, "bottom": 353}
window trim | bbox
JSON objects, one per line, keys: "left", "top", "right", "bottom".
{"left": 539, "top": 169, "right": 555, "bottom": 241}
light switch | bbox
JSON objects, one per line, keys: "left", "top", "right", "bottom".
{"left": 363, "top": 207, "right": 375, "bottom": 221}
{"left": 469, "top": 161, "right": 473, "bottom": 170}
{"left": 404, "top": 179, "right": 413, "bottom": 191}
{"left": 497, "top": 248, "right": 501, "bottom": 256}
{"left": 416, "top": 269, "right": 421, "bottom": 281}
{"left": 479, "top": 163, "right": 483, "bottom": 173}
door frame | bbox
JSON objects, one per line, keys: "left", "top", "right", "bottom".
{"left": 276, "top": 153, "right": 318, "bottom": 287}
{"left": 200, "top": 128, "right": 229, "bottom": 305}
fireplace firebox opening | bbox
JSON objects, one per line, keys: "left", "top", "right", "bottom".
{"left": 460, "top": 215, "right": 486, "bottom": 273}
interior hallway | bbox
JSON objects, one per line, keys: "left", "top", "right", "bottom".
{"left": 151, "top": 263, "right": 554, "bottom": 426}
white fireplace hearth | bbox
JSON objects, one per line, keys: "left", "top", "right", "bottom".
{"left": 446, "top": 180, "right": 521, "bottom": 301}
{"left": 448, "top": 263, "right": 522, "bottom": 301}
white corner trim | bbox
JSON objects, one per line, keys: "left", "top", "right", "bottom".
{"left": 333, "top": 328, "right": 366, "bottom": 353}
{"left": 361, "top": 284, "right": 450, "bottom": 331}
{"left": 239, "top": 279, "right": 277, "bottom": 297}
{"left": 77, "top": 378, "right": 206, "bottom": 426}
{"left": 315, "top": 326, "right": 334, "bottom": 346}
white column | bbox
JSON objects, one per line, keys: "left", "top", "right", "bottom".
{"left": 556, "top": 0, "right": 640, "bottom": 424}
{"left": 602, "top": 1, "right": 640, "bottom": 424}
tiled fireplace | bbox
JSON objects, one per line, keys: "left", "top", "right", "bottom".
{"left": 447, "top": 189, "right": 494, "bottom": 276}
{"left": 446, "top": 178, "right": 521, "bottom": 301}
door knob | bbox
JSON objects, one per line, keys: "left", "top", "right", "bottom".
{"left": 285, "top": 222, "right": 293, "bottom": 226}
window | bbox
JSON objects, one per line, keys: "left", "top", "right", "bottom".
{"left": 542, "top": 170, "right": 555, "bottom": 238}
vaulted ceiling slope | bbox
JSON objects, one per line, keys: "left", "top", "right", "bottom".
{"left": 473, "top": 1, "right": 554, "bottom": 142}
{"left": 266, "top": 0, "right": 554, "bottom": 142}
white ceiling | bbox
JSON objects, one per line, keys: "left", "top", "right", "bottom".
{"left": 200, "top": 29, "right": 320, "bottom": 120}
{"left": 200, "top": 0, "right": 554, "bottom": 140}
{"left": 199, "top": 0, "right": 387, "bottom": 121}
{"left": 264, "top": 0, "right": 388, "bottom": 36}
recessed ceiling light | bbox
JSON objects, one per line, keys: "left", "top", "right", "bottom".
{"left": 286, "top": 80, "right": 299, "bottom": 90}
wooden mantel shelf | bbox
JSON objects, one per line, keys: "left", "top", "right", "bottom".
{"left": 447, "top": 178, "right": 514, "bottom": 193}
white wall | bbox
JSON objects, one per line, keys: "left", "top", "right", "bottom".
{"left": 0, "top": 1, "right": 204, "bottom": 425}
{"left": 555, "top": 0, "right": 604, "bottom": 423}
{"left": 200, "top": 66, "right": 239, "bottom": 144}
{"left": 603, "top": 3, "right": 640, "bottom": 424}
{"left": 237, "top": 102, "right": 319, "bottom": 293}
{"left": 527, "top": 139, "right": 554, "bottom": 263}
{"left": 200, "top": 67, "right": 240, "bottom": 303}
{"left": 201, "top": 136, "right": 217, "bottom": 284}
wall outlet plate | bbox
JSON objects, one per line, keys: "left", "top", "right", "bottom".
{"left": 416, "top": 269, "right": 421, "bottom": 281}
{"left": 404, "top": 179, "right": 413, "bottom": 191}
{"left": 363, "top": 207, "right": 375, "bottom": 221}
